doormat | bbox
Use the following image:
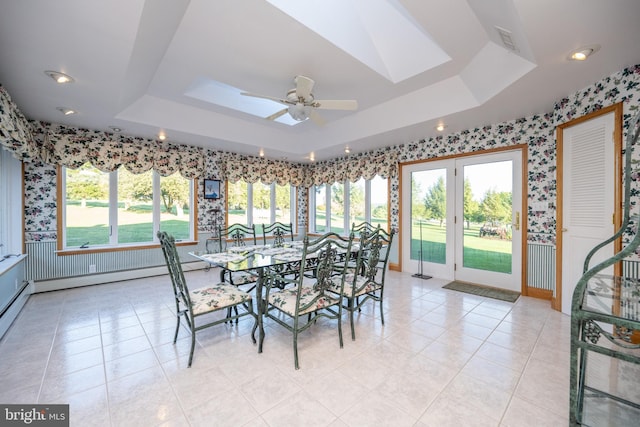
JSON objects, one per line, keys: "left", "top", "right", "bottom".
{"left": 442, "top": 281, "right": 520, "bottom": 303}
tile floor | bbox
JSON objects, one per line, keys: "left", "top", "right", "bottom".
{"left": 0, "top": 269, "right": 576, "bottom": 426}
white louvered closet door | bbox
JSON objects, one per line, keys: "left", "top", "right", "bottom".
{"left": 561, "top": 112, "right": 615, "bottom": 314}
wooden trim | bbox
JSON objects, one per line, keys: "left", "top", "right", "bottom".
{"left": 554, "top": 102, "right": 623, "bottom": 311}
{"left": 389, "top": 262, "right": 400, "bottom": 271}
{"left": 398, "top": 144, "right": 525, "bottom": 168}
{"left": 56, "top": 165, "right": 64, "bottom": 251}
{"left": 397, "top": 167, "right": 404, "bottom": 271}
{"left": 527, "top": 287, "right": 553, "bottom": 300}
{"left": 21, "top": 161, "right": 26, "bottom": 254}
{"left": 56, "top": 240, "right": 198, "bottom": 256}
{"left": 521, "top": 146, "right": 529, "bottom": 296}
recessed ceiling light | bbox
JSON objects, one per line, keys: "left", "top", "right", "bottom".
{"left": 435, "top": 123, "right": 447, "bottom": 132}
{"left": 45, "top": 70, "right": 74, "bottom": 84}
{"left": 158, "top": 133, "right": 166, "bottom": 141}
{"left": 259, "top": 149, "right": 265, "bottom": 157}
{"left": 56, "top": 107, "right": 76, "bottom": 115}
{"left": 344, "top": 146, "right": 351, "bottom": 154}
{"left": 109, "top": 126, "right": 122, "bottom": 133}
{"left": 567, "top": 45, "right": 600, "bottom": 61}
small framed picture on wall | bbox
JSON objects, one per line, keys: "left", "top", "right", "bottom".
{"left": 204, "top": 179, "right": 221, "bottom": 200}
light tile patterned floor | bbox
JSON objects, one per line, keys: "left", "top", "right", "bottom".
{"left": 0, "top": 269, "right": 574, "bottom": 426}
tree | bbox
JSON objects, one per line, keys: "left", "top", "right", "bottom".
{"left": 424, "top": 176, "right": 446, "bottom": 226}
{"left": 480, "top": 189, "right": 512, "bottom": 223}
{"left": 463, "top": 178, "right": 479, "bottom": 228}
{"left": 411, "top": 179, "right": 426, "bottom": 219}
{"left": 160, "top": 173, "right": 190, "bottom": 216}
{"left": 66, "top": 163, "right": 108, "bottom": 207}
{"left": 348, "top": 182, "right": 365, "bottom": 222}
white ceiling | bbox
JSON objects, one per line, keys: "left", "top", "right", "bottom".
{"left": 1, "top": 0, "right": 639, "bottom": 163}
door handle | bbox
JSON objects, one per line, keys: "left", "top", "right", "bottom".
{"left": 562, "top": 228, "right": 568, "bottom": 232}
{"left": 514, "top": 212, "right": 520, "bottom": 231}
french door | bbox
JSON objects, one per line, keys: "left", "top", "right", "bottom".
{"left": 401, "top": 150, "right": 522, "bottom": 291}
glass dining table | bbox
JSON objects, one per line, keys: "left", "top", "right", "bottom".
{"left": 189, "top": 240, "right": 359, "bottom": 352}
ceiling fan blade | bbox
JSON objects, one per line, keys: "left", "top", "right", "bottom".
{"left": 294, "top": 75, "right": 315, "bottom": 100}
{"left": 265, "top": 108, "right": 288, "bottom": 121}
{"left": 313, "top": 99, "right": 358, "bottom": 110}
{"left": 309, "top": 109, "right": 326, "bottom": 126}
{"left": 241, "top": 92, "right": 290, "bottom": 105}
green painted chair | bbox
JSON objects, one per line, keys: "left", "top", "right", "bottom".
{"left": 215, "top": 223, "right": 259, "bottom": 286}
{"left": 261, "top": 222, "right": 294, "bottom": 247}
{"left": 351, "top": 221, "right": 380, "bottom": 239}
{"left": 259, "top": 232, "right": 355, "bottom": 369}
{"left": 157, "top": 231, "right": 257, "bottom": 367}
{"left": 331, "top": 227, "right": 395, "bottom": 340}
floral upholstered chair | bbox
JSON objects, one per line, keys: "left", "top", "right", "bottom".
{"left": 157, "top": 231, "right": 257, "bottom": 367}
{"left": 258, "top": 232, "right": 354, "bottom": 369}
{"left": 330, "top": 227, "right": 395, "bottom": 340}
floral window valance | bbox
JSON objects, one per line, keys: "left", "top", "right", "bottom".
{"left": 2, "top": 84, "right": 398, "bottom": 185}
{"left": 307, "top": 149, "right": 398, "bottom": 186}
{"left": 31, "top": 121, "right": 205, "bottom": 178}
{"left": 0, "top": 85, "right": 37, "bottom": 160}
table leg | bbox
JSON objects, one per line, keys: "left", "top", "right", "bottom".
{"left": 257, "top": 267, "right": 265, "bottom": 353}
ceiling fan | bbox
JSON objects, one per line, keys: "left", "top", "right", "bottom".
{"left": 241, "top": 75, "right": 358, "bottom": 125}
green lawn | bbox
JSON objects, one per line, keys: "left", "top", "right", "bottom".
{"left": 411, "top": 222, "right": 512, "bottom": 273}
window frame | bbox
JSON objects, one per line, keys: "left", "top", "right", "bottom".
{"left": 57, "top": 165, "right": 197, "bottom": 253}
{"left": 309, "top": 177, "right": 388, "bottom": 235}
{"left": 225, "top": 181, "right": 297, "bottom": 230}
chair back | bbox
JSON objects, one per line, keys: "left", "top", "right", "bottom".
{"left": 157, "top": 231, "right": 192, "bottom": 313}
{"left": 262, "top": 222, "right": 294, "bottom": 247}
{"left": 351, "top": 221, "right": 380, "bottom": 240}
{"left": 266, "top": 232, "right": 354, "bottom": 316}
{"left": 216, "top": 223, "right": 257, "bottom": 252}
{"left": 354, "top": 227, "right": 395, "bottom": 286}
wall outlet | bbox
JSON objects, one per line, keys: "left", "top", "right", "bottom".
{"left": 89, "top": 264, "right": 97, "bottom": 273}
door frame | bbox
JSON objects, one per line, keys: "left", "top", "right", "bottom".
{"left": 398, "top": 144, "right": 528, "bottom": 294}
{"left": 554, "top": 102, "right": 623, "bottom": 311}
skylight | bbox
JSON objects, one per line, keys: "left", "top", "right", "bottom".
{"left": 266, "top": 0, "right": 450, "bottom": 83}
{"left": 185, "top": 78, "right": 301, "bottom": 126}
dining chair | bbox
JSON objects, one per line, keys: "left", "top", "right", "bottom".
{"left": 259, "top": 232, "right": 355, "bottom": 369}
{"left": 330, "top": 227, "right": 395, "bottom": 340}
{"left": 215, "top": 223, "right": 259, "bottom": 286}
{"left": 157, "top": 231, "right": 257, "bottom": 367}
{"left": 351, "top": 221, "right": 380, "bottom": 239}
{"left": 261, "top": 222, "right": 294, "bottom": 247}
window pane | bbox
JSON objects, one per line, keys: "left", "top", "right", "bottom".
{"left": 160, "top": 172, "right": 191, "bottom": 240}
{"left": 350, "top": 178, "right": 365, "bottom": 227}
{"left": 275, "top": 184, "right": 291, "bottom": 224}
{"left": 330, "top": 182, "right": 345, "bottom": 234}
{"left": 117, "top": 168, "right": 153, "bottom": 244}
{"left": 227, "top": 181, "right": 248, "bottom": 225}
{"left": 253, "top": 182, "right": 271, "bottom": 233}
{"left": 371, "top": 175, "right": 388, "bottom": 230}
{"left": 65, "top": 163, "right": 110, "bottom": 247}
{"left": 314, "top": 185, "right": 326, "bottom": 233}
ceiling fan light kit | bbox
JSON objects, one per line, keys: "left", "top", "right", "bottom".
{"left": 241, "top": 75, "right": 357, "bottom": 124}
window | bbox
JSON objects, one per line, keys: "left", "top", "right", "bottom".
{"left": 310, "top": 176, "right": 388, "bottom": 234}
{"left": 61, "top": 163, "right": 194, "bottom": 249}
{"left": 226, "top": 181, "right": 296, "bottom": 232}
{"left": 0, "top": 148, "right": 23, "bottom": 258}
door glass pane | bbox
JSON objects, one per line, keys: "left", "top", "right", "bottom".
{"left": 314, "top": 185, "right": 326, "bottom": 233}
{"left": 159, "top": 172, "right": 191, "bottom": 240}
{"left": 330, "top": 182, "right": 345, "bottom": 234}
{"left": 463, "top": 161, "right": 512, "bottom": 273}
{"left": 117, "top": 168, "right": 153, "bottom": 244}
{"left": 65, "top": 163, "right": 110, "bottom": 247}
{"left": 350, "top": 178, "right": 365, "bottom": 227}
{"left": 411, "top": 169, "right": 446, "bottom": 264}
{"left": 275, "top": 184, "right": 291, "bottom": 224}
{"left": 252, "top": 182, "right": 271, "bottom": 233}
{"left": 228, "top": 181, "right": 248, "bottom": 225}
{"left": 370, "top": 175, "right": 388, "bottom": 230}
